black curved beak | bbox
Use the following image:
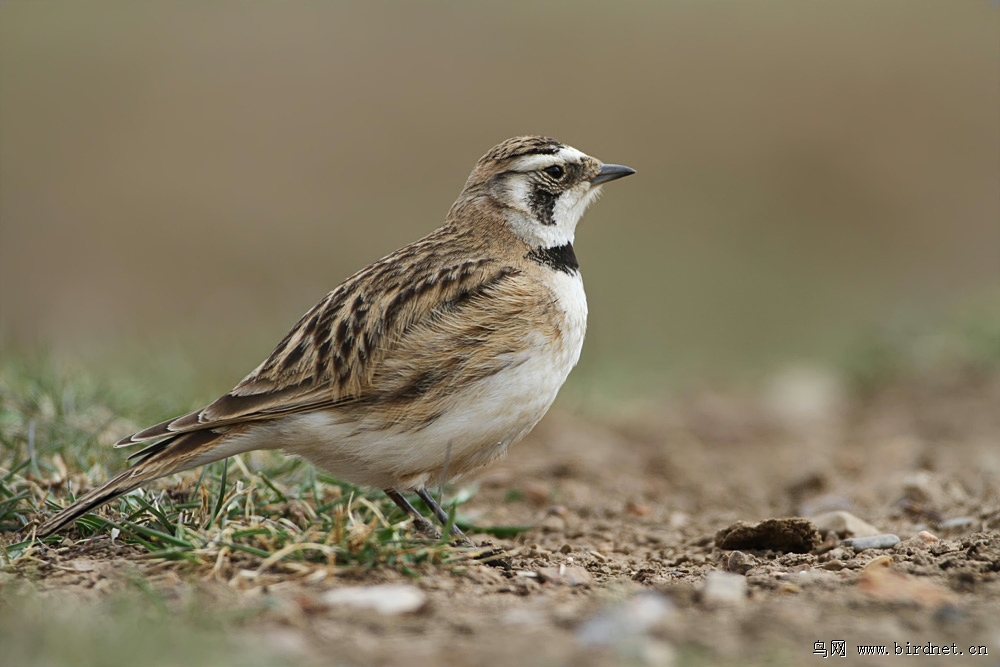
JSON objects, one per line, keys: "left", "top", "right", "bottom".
{"left": 591, "top": 163, "right": 636, "bottom": 186}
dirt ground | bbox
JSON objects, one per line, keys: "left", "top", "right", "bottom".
{"left": 11, "top": 366, "right": 1000, "bottom": 666}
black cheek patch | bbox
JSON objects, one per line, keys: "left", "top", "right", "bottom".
{"left": 529, "top": 187, "right": 558, "bottom": 226}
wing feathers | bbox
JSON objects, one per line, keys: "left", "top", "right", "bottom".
{"left": 116, "top": 249, "right": 530, "bottom": 447}
{"left": 39, "top": 428, "right": 226, "bottom": 536}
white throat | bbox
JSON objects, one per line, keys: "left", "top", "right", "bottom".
{"left": 502, "top": 180, "right": 603, "bottom": 249}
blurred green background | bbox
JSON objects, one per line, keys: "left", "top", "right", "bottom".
{"left": 1, "top": 1, "right": 997, "bottom": 397}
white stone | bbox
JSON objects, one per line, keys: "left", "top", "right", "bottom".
{"left": 810, "top": 510, "right": 881, "bottom": 538}
{"left": 321, "top": 584, "right": 427, "bottom": 615}
{"left": 765, "top": 366, "right": 844, "bottom": 427}
{"left": 577, "top": 592, "right": 675, "bottom": 646}
{"left": 701, "top": 570, "right": 747, "bottom": 606}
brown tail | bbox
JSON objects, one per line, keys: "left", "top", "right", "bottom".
{"left": 37, "top": 429, "right": 225, "bottom": 537}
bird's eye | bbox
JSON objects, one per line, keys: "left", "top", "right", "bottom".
{"left": 543, "top": 165, "right": 565, "bottom": 179}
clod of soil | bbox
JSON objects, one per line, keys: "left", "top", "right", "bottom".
{"left": 715, "top": 518, "right": 821, "bottom": 553}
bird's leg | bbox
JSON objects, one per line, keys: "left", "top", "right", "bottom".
{"left": 384, "top": 488, "right": 438, "bottom": 538}
{"left": 414, "top": 487, "right": 510, "bottom": 569}
{"left": 416, "top": 487, "right": 466, "bottom": 539}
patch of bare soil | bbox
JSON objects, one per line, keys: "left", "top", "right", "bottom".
{"left": 11, "top": 369, "right": 1000, "bottom": 665}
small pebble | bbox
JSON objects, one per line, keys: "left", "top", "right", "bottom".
{"left": 864, "top": 555, "right": 894, "bottom": 570}
{"left": 576, "top": 592, "right": 674, "bottom": 647}
{"left": 625, "top": 500, "right": 652, "bottom": 517}
{"left": 701, "top": 570, "right": 747, "bottom": 606}
{"left": 780, "top": 569, "right": 839, "bottom": 585}
{"left": 842, "top": 534, "right": 900, "bottom": 551}
{"left": 859, "top": 558, "right": 959, "bottom": 608}
{"left": 537, "top": 564, "right": 592, "bottom": 586}
{"left": 321, "top": 584, "right": 426, "bottom": 615}
{"left": 820, "top": 559, "right": 845, "bottom": 571}
{"left": 559, "top": 543, "right": 573, "bottom": 554}
{"left": 724, "top": 550, "right": 753, "bottom": 575}
{"left": 65, "top": 559, "right": 97, "bottom": 572}
{"left": 798, "top": 493, "right": 852, "bottom": 517}
{"left": 522, "top": 480, "right": 550, "bottom": 506}
{"left": 939, "top": 516, "right": 976, "bottom": 530}
{"left": 814, "top": 533, "right": 840, "bottom": 555}
{"left": 810, "top": 510, "right": 881, "bottom": 538}
{"left": 901, "top": 470, "right": 939, "bottom": 504}
{"left": 899, "top": 530, "right": 939, "bottom": 549}
{"left": 822, "top": 547, "right": 850, "bottom": 561}
{"left": 539, "top": 514, "right": 566, "bottom": 533}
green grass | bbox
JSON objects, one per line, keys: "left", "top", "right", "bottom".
{"left": 0, "top": 353, "right": 522, "bottom": 575}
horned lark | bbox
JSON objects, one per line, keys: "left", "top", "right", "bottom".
{"left": 38, "top": 136, "right": 635, "bottom": 540}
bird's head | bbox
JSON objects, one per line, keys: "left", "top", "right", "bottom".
{"left": 456, "top": 136, "right": 634, "bottom": 249}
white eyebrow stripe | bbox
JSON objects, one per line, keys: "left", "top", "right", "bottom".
{"left": 509, "top": 146, "right": 587, "bottom": 172}
{"left": 557, "top": 146, "right": 587, "bottom": 162}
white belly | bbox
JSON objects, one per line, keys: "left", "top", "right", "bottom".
{"left": 224, "top": 272, "right": 587, "bottom": 489}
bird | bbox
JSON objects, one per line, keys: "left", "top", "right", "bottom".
{"left": 37, "top": 136, "right": 635, "bottom": 541}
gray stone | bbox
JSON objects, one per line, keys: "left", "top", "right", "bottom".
{"left": 939, "top": 516, "right": 976, "bottom": 530}
{"left": 841, "top": 534, "right": 901, "bottom": 551}
{"left": 723, "top": 550, "right": 754, "bottom": 575}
